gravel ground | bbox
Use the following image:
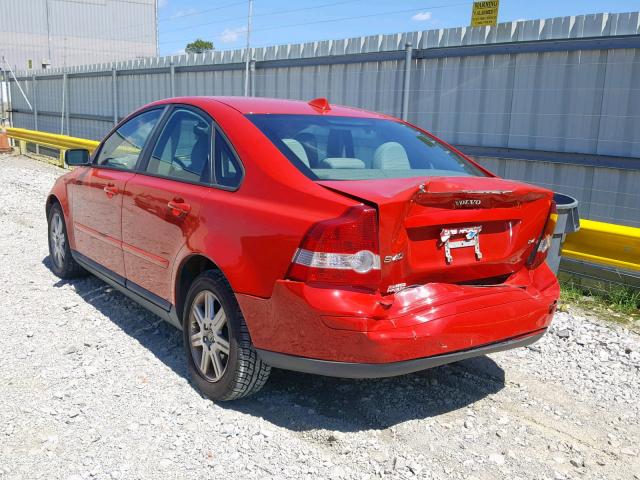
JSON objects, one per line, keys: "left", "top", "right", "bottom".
{"left": 1, "top": 154, "right": 639, "bottom": 480}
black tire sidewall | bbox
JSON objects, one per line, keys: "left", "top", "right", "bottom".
{"left": 182, "top": 272, "right": 242, "bottom": 400}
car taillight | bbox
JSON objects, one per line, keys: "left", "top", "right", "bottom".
{"left": 527, "top": 201, "right": 557, "bottom": 269}
{"left": 287, "top": 205, "right": 381, "bottom": 290}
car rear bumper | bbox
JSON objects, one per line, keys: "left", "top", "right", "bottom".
{"left": 237, "top": 263, "right": 559, "bottom": 368}
{"left": 256, "top": 329, "right": 545, "bottom": 378}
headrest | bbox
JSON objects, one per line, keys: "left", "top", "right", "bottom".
{"left": 282, "top": 138, "right": 310, "bottom": 167}
{"left": 373, "top": 142, "right": 410, "bottom": 169}
{"left": 193, "top": 121, "right": 210, "bottom": 137}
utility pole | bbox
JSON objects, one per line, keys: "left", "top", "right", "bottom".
{"left": 243, "top": 0, "right": 254, "bottom": 97}
{"left": 155, "top": 0, "right": 160, "bottom": 57}
{"left": 45, "top": 0, "right": 53, "bottom": 63}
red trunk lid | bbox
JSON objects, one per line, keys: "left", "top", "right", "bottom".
{"left": 318, "top": 176, "right": 553, "bottom": 293}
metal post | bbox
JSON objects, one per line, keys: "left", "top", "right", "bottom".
{"left": 169, "top": 60, "right": 176, "bottom": 97}
{"left": 401, "top": 42, "right": 413, "bottom": 121}
{"left": 6, "top": 69, "right": 12, "bottom": 126}
{"left": 65, "top": 74, "right": 70, "bottom": 135}
{"left": 249, "top": 59, "right": 256, "bottom": 97}
{"left": 60, "top": 71, "right": 67, "bottom": 134}
{"left": 32, "top": 74, "right": 39, "bottom": 153}
{"left": 111, "top": 66, "right": 118, "bottom": 125}
{"left": 0, "top": 66, "right": 6, "bottom": 123}
{"left": 243, "top": 0, "right": 254, "bottom": 97}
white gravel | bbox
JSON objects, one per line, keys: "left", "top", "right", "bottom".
{"left": 1, "top": 154, "right": 639, "bottom": 480}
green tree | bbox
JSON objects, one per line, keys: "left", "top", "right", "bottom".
{"left": 185, "top": 39, "right": 214, "bottom": 54}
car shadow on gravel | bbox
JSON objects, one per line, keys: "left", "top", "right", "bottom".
{"left": 46, "top": 256, "right": 506, "bottom": 433}
{"left": 234, "top": 356, "right": 505, "bottom": 432}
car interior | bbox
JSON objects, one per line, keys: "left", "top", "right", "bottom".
{"left": 248, "top": 114, "right": 485, "bottom": 181}
{"left": 147, "top": 110, "right": 212, "bottom": 183}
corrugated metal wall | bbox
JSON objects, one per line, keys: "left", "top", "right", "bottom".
{"left": 7, "top": 12, "right": 640, "bottom": 227}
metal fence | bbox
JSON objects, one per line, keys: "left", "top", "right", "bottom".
{"left": 4, "top": 12, "right": 640, "bottom": 226}
{"left": 476, "top": 156, "right": 640, "bottom": 228}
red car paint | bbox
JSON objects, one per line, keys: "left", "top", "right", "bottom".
{"left": 47, "top": 96, "right": 559, "bottom": 371}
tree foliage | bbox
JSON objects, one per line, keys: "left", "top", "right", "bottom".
{"left": 185, "top": 39, "right": 214, "bottom": 54}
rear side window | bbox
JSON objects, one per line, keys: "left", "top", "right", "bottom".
{"left": 246, "top": 114, "right": 486, "bottom": 180}
{"left": 95, "top": 109, "right": 162, "bottom": 170}
{"left": 214, "top": 131, "right": 242, "bottom": 188}
{"left": 147, "top": 109, "right": 212, "bottom": 183}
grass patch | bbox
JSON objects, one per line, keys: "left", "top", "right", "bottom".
{"left": 560, "top": 277, "right": 640, "bottom": 329}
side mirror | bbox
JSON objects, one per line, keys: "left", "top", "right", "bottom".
{"left": 65, "top": 148, "right": 90, "bottom": 166}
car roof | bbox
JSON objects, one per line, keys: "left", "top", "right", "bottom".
{"left": 153, "top": 96, "right": 391, "bottom": 119}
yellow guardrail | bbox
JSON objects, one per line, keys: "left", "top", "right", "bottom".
{"left": 4, "top": 127, "right": 639, "bottom": 275}
{"left": 5, "top": 127, "right": 100, "bottom": 166}
{"left": 563, "top": 219, "right": 640, "bottom": 272}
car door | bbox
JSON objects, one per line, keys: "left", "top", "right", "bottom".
{"left": 121, "top": 106, "right": 216, "bottom": 304}
{"left": 71, "top": 108, "right": 164, "bottom": 280}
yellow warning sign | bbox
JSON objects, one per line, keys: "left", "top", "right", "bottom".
{"left": 471, "top": 0, "right": 500, "bottom": 27}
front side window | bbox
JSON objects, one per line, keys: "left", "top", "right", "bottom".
{"left": 95, "top": 109, "right": 162, "bottom": 170}
{"left": 147, "top": 109, "right": 212, "bottom": 183}
{"left": 247, "top": 114, "right": 486, "bottom": 181}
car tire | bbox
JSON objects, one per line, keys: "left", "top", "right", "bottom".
{"left": 47, "top": 203, "right": 86, "bottom": 279}
{"left": 182, "top": 270, "right": 271, "bottom": 401}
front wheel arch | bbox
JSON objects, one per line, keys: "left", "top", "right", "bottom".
{"left": 47, "top": 202, "right": 86, "bottom": 279}
{"left": 45, "top": 194, "right": 61, "bottom": 219}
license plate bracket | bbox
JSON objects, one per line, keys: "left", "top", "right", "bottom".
{"left": 439, "top": 226, "right": 483, "bottom": 264}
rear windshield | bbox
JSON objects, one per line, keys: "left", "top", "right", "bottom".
{"left": 247, "top": 114, "right": 486, "bottom": 180}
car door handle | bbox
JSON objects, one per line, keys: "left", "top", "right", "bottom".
{"left": 167, "top": 199, "right": 191, "bottom": 217}
{"left": 103, "top": 185, "right": 118, "bottom": 198}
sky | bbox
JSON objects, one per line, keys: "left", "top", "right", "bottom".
{"left": 156, "top": 0, "right": 640, "bottom": 56}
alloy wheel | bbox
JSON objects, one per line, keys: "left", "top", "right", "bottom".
{"left": 50, "top": 212, "right": 66, "bottom": 268}
{"left": 188, "top": 290, "right": 230, "bottom": 382}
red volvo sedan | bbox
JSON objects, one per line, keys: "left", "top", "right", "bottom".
{"left": 46, "top": 96, "right": 559, "bottom": 400}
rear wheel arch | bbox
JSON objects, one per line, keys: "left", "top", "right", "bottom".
{"left": 175, "top": 254, "right": 229, "bottom": 323}
{"left": 181, "top": 268, "right": 271, "bottom": 400}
